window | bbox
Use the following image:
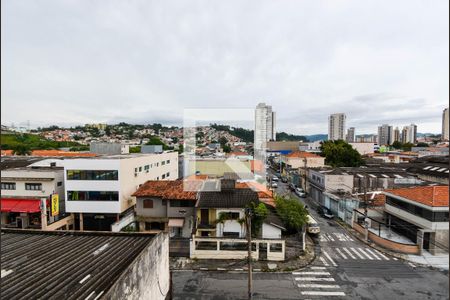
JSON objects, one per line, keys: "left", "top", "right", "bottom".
{"left": 57, "top": 181, "right": 62, "bottom": 186}
{"left": 220, "top": 212, "right": 240, "bottom": 219}
{"left": 139, "top": 166, "right": 142, "bottom": 172}
{"left": 67, "top": 191, "right": 119, "bottom": 201}
{"left": 25, "top": 183, "right": 42, "bottom": 190}
{"left": 162, "top": 174, "right": 166, "bottom": 179}
{"left": 144, "top": 165, "right": 150, "bottom": 171}
{"left": 270, "top": 243, "right": 283, "bottom": 252}
{"left": 143, "top": 199, "right": 154, "bottom": 208}
{"left": 67, "top": 170, "right": 118, "bottom": 180}
{"left": 1, "top": 182, "right": 16, "bottom": 190}
{"left": 432, "top": 211, "right": 449, "bottom": 222}
{"left": 166, "top": 160, "right": 170, "bottom": 164}
{"left": 145, "top": 222, "right": 164, "bottom": 230}
{"left": 166, "top": 172, "right": 170, "bottom": 178}
{"left": 162, "top": 161, "right": 166, "bottom": 166}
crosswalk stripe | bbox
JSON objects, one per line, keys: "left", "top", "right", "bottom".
{"left": 322, "top": 251, "right": 338, "bottom": 267}
{"left": 345, "top": 234, "right": 354, "bottom": 241}
{"left": 301, "top": 291, "right": 346, "bottom": 296}
{"left": 350, "top": 247, "right": 365, "bottom": 259}
{"left": 373, "top": 249, "right": 390, "bottom": 260}
{"left": 327, "top": 234, "right": 335, "bottom": 241}
{"left": 293, "top": 272, "right": 330, "bottom": 275}
{"left": 343, "top": 247, "right": 356, "bottom": 259}
{"left": 358, "top": 248, "right": 374, "bottom": 260}
{"left": 320, "top": 235, "right": 328, "bottom": 242}
{"left": 335, "top": 248, "right": 347, "bottom": 259}
{"left": 311, "top": 266, "right": 327, "bottom": 270}
{"left": 295, "top": 277, "right": 335, "bottom": 282}
{"left": 320, "top": 256, "right": 329, "bottom": 266}
{"left": 297, "top": 284, "right": 340, "bottom": 289}
{"left": 364, "top": 248, "right": 381, "bottom": 260}
{"left": 393, "top": 257, "right": 398, "bottom": 261}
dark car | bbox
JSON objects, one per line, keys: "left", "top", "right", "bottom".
{"left": 288, "top": 183, "right": 296, "bottom": 191}
{"left": 281, "top": 177, "right": 288, "bottom": 183}
{"left": 316, "top": 205, "right": 334, "bottom": 219}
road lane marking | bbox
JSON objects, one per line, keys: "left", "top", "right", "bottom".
{"left": 311, "top": 267, "right": 327, "bottom": 270}
{"left": 350, "top": 247, "right": 365, "bottom": 259}
{"left": 335, "top": 248, "right": 347, "bottom": 259}
{"left": 297, "top": 284, "right": 340, "bottom": 289}
{"left": 364, "top": 248, "right": 381, "bottom": 260}
{"left": 393, "top": 257, "right": 398, "bottom": 261}
{"left": 295, "top": 277, "right": 335, "bottom": 282}
{"left": 293, "top": 272, "right": 331, "bottom": 275}
{"left": 327, "top": 234, "right": 335, "bottom": 241}
{"left": 301, "top": 291, "right": 346, "bottom": 296}
{"left": 373, "top": 249, "right": 390, "bottom": 260}
{"left": 322, "top": 250, "right": 338, "bottom": 266}
{"left": 344, "top": 234, "right": 354, "bottom": 241}
{"left": 342, "top": 247, "right": 356, "bottom": 259}
{"left": 319, "top": 256, "right": 329, "bottom": 266}
{"left": 358, "top": 248, "right": 374, "bottom": 260}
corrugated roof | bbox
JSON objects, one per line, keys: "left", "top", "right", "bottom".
{"left": 0, "top": 229, "right": 156, "bottom": 300}
{"left": 385, "top": 186, "right": 449, "bottom": 207}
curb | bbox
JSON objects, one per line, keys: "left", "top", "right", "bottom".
{"left": 335, "top": 220, "right": 448, "bottom": 272}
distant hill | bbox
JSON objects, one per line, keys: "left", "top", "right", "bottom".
{"left": 304, "top": 134, "right": 328, "bottom": 142}
{"left": 1, "top": 133, "right": 83, "bottom": 150}
{"left": 276, "top": 132, "right": 309, "bottom": 142}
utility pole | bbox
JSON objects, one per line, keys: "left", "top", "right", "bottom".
{"left": 363, "top": 173, "right": 369, "bottom": 241}
{"left": 245, "top": 208, "right": 253, "bottom": 300}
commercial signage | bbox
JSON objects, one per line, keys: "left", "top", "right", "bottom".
{"left": 51, "top": 194, "right": 59, "bottom": 216}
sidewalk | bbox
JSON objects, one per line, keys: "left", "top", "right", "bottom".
{"left": 170, "top": 235, "right": 317, "bottom": 272}
{"left": 337, "top": 220, "right": 449, "bottom": 271}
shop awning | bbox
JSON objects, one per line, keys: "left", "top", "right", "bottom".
{"left": 168, "top": 218, "right": 184, "bottom": 228}
{"left": 1, "top": 198, "right": 41, "bottom": 213}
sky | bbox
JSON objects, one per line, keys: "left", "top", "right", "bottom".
{"left": 1, "top": 0, "right": 448, "bottom": 135}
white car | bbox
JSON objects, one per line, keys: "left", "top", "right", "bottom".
{"left": 271, "top": 182, "right": 278, "bottom": 188}
{"left": 295, "top": 188, "right": 306, "bottom": 197}
{"left": 272, "top": 176, "right": 279, "bottom": 182}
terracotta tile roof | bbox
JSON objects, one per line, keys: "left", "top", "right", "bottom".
{"left": 229, "top": 152, "right": 248, "bottom": 156}
{"left": 236, "top": 182, "right": 273, "bottom": 199}
{"left": 286, "top": 151, "right": 321, "bottom": 158}
{"left": 132, "top": 179, "right": 200, "bottom": 200}
{"left": 1, "top": 150, "right": 13, "bottom": 156}
{"left": 385, "top": 186, "right": 449, "bottom": 207}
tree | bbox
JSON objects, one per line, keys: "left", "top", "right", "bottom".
{"left": 223, "top": 145, "right": 231, "bottom": 153}
{"left": 129, "top": 146, "right": 141, "bottom": 153}
{"left": 219, "top": 136, "right": 228, "bottom": 147}
{"left": 416, "top": 142, "right": 429, "bottom": 147}
{"left": 249, "top": 202, "right": 269, "bottom": 237}
{"left": 402, "top": 142, "right": 414, "bottom": 151}
{"left": 274, "top": 195, "right": 308, "bottom": 236}
{"left": 11, "top": 144, "right": 32, "bottom": 156}
{"left": 177, "top": 144, "right": 184, "bottom": 154}
{"left": 320, "top": 140, "right": 363, "bottom": 167}
{"left": 392, "top": 141, "right": 403, "bottom": 149}
{"left": 146, "top": 137, "right": 170, "bottom": 150}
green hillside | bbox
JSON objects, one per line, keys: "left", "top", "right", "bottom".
{"left": 1, "top": 133, "right": 83, "bottom": 150}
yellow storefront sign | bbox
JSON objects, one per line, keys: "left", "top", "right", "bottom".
{"left": 51, "top": 194, "right": 59, "bottom": 216}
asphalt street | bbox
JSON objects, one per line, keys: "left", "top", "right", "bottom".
{"left": 172, "top": 171, "right": 449, "bottom": 299}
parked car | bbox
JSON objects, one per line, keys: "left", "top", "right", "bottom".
{"left": 271, "top": 182, "right": 278, "bottom": 188}
{"left": 316, "top": 205, "right": 334, "bottom": 219}
{"left": 272, "top": 176, "right": 279, "bottom": 182}
{"left": 295, "top": 188, "right": 306, "bottom": 198}
{"left": 281, "top": 177, "right": 288, "bottom": 183}
{"left": 288, "top": 183, "right": 296, "bottom": 191}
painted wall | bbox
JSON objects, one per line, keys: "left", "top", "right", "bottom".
{"left": 104, "top": 233, "right": 170, "bottom": 300}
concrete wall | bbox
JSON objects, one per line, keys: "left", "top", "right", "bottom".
{"left": 325, "top": 174, "right": 354, "bottom": 193}
{"left": 434, "top": 230, "right": 449, "bottom": 252}
{"left": 104, "top": 233, "right": 170, "bottom": 300}
{"left": 385, "top": 204, "right": 449, "bottom": 231}
{"left": 349, "top": 142, "right": 375, "bottom": 155}
{"left": 353, "top": 222, "right": 420, "bottom": 255}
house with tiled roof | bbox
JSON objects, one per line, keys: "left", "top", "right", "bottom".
{"left": 132, "top": 179, "right": 201, "bottom": 238}
{"left": 383, "top": 186, "right": 449, "bottom": 255}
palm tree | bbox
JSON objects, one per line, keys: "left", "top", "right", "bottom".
{"left": 215, "top": 212, "right": 230, "bottom": 237}
{"left": 12, "top": 145, "right": 32, "bottom": 156}
{"left": 237, "top": 217, "right": 246, "bottom": 238}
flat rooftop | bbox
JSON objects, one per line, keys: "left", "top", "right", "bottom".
{"left": 0, "top": 229, "right": 156, "bottom": 300}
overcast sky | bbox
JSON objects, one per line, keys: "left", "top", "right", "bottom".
{"left": 2, "top": 0, "right": 448, "bottom": 135}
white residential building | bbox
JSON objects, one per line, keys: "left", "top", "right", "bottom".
{"left": 63, "top": 152, "right": 179, "bottom": 231}
{"left": 401, "top": 124, "right": 418, "bottom": 144}
{"left": 254, "top": 103, "right": 276, "bottom": 156}
{"left": 346, "top": 127, "right": 355, "bottom": 143}
{"left": 442, "top": 108, "right": 449, "bottom": 141}
{"left": 328, "top": 113, "right": 346, "bottom": 141}
{"left": 378, "top": 124, "right": 394, "bottom": 146}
